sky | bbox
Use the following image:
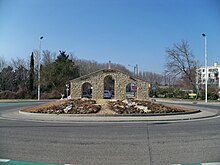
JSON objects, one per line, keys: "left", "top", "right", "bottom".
{"left": 0, "top": 0, "right": 220, "bottom": 74}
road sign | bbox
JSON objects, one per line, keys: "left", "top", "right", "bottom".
{"left": 152, "top": 86, "right": 156, "bottom": 91}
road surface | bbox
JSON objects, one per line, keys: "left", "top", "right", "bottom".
{"left": 0, "top": 101, "right": 220, "bottom": 165}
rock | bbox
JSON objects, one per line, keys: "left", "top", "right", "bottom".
{"left": 64, "top": 105, "right": 73, "bottom": 113}
{"left": 143, "top": 107, "right": 151, "bottom": 113}
{"left": 128, "top": 102, "right": 136, "bottom": 107}
{"left": 122, "top": 99, "right": 128, "bottom": 104}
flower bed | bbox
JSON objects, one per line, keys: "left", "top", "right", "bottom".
{"left": 108, "top": 99, "right": 187, "bottom": 114}
{"left": 23, "top": 99, "right": 191, "bottom": 115}
{"left": 32, "top": 99, "right": 101, "bottom": 114}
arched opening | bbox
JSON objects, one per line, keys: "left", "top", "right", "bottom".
{"left": 126, "top": 82, "right": 137, "bottom": 98}
{"left": 81, "top": 82, "right": 92, "bottom": 98}
{"left": 103, "top": 75, "right": 115, "bottom": 99}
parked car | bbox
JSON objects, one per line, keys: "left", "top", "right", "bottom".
{"left": 103, "top": 90, "right": 112, "bottom": 99}
{"left": 82, "top": 91, "right": 92, "bottom": 98}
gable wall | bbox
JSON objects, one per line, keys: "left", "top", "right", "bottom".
{"left": 70, "top": 69, "right": 149, "bottom": 100}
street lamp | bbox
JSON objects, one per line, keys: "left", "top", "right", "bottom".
{"left": 202, "top": 33, "right": 208, "bottom": 103}
{"left": 128, "top": 64, "right": 138, "bottom": 77}
{"left": 38, "top": 36, "right": 43, "bottom": 101}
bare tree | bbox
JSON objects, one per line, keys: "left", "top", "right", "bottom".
{"left": 165, "top": 40, "right": 197, "bottom": 90}
{"left": 0, "top": 56, "right": 7, "bottom": 71}
{"left": 42, "top": 50, "right": 56, "bottom": 66}
{"left": 72, "top": 57, "right": 130, "bottom": 76}
{"left": 139, "top": 71, "right": 164, "bottom": 85}
{"left": 10, "top": 57, "right": 27, "bottom": 69}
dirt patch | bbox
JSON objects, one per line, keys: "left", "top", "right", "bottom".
{"left": 96, "top": 99, "right": 116, "bottom": 115}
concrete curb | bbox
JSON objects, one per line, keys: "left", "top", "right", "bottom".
{"left": 1, "top": 159, "right": 219, "bottom": 165}
{"left": 16, "top": 109, "right": 219, "bottom": 123}
{"left": 19, "top": 109, "right": 201, "bottom": 117}
{"left": 172, "top": 163, "right": 220, "bottom": 165}
{"left": 157, "top": 99, "right": 220, "bottom": 106}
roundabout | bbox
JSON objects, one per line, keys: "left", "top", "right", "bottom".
{"left": 0, "top": 100, "right": 220, "bottom": 165}
{"left": 0, "top": 99, "right": 218, "bottom": 123}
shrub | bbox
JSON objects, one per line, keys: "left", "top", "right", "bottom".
{"left": 0, "top": 90, "right": 16, "bottom": 99}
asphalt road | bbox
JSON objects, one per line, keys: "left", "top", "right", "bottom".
{"left": 0, "top": 101, "right": 220, "bottom": 165}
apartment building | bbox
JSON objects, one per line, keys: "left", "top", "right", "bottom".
{"left": 196, "top": 62, "right": 220, "bottom": 88}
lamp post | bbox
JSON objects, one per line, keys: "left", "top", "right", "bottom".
{"left": 38, "top": 36, "right": 43, "bottom": 101}
{"left": 202, "top": 33, "right": 208, "bottom": 103}
{"left": 128, "top": 64, "right": 138, "bottom": 77}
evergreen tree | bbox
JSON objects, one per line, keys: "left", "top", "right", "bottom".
{"left": 29, "top": 52, "right": 34, "bottom": 92}
{"left": 41, "top": 50, "right": 79, "bottom": 97}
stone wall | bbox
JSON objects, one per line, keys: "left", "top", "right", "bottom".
{"left": 70, "top": 69, "right": 149, "bottom": 100}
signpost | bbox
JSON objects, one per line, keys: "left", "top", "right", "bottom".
{"left": 152, "top": 85, "right": 156, "bottom": 98}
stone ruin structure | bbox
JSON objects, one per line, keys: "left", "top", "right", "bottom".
{"left": 70, "top": 68, "right": 149, "bottom": 100}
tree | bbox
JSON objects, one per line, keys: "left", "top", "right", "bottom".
{"left": 165, "top": 40, "right": 197, "bottom": 91}
{"left": 53, "top": 51, "right": 79, "bottom": 89}
{"left": 29, "top": 52, "right": 35, "bottom": 92}
{"left": 72, "top": 57, "right": 131, "bottom": 76}
{"left": 41, "top": 50, "right": 79, "bottom": 97}
{"left": 139, "top": 71, "right": 164, "bottom": 85}
{"left": 0, "top": 56, "right": 7, "bottom": 71}
{"left": 10, "top": 57, "right": 27, "bottom": 70}
{"left": 0, "top": 66, "right": 15, "bottom": 91}
{"left": 13, "top": 65, "right": 29, "bottom": 98}
{"left": 42, "top": 50, "right": 56, "bottom": 66}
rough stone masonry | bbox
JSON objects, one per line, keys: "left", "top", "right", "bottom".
{"left": 70, "top": 68, "right": 149, "bottom": 100}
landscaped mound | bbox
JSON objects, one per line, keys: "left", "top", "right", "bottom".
{"left": 107, "top": 99, "right": 187, "bottom": 114}
{"left": 23, "top": 99, "right": 192, "bottom": 115}
{"left": 28, "top": 99, "right": 101, "bottom": 114}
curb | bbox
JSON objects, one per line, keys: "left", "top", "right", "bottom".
{"left": 157, "top": 99, "right": 220, "bottom": 106}
{"left": 16, "top": 110, "right": 219, "bottom": 123}
{"left": 1, "top": 160, "right": 219, "bottom": 165}
{"left": 172, "top": 163, "right": 220, "bottom": 165}
{"left": 0, "top": 159, "right": 76, "bottom": 165}
{"left": 19, "top": 109, "right": 201, "bottom": 117}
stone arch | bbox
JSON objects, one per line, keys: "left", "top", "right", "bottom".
{"left": 103, "top": 75, "right": 115, "bottom": 98}
{"left": 70, "top": 69, "right": 149, "bottom": 100}
{"left": 81, "top": 82, "right": 93, "bottom": 98}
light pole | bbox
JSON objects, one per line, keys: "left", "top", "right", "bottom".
{"left": 38, "top": 36, "right": 43, "bottom": 101}
{"left": 136, "top": 64, "right": 138, "bottom": 77}
{"left": 202, "top": 33, "right": 208, "bottom": 103}
{"left": 128, "top": 64, "right": 138, "bottom": 77}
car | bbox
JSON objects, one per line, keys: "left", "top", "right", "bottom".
{"left": 103, "top": 90, "right": 112, "bottom": 99}
{"left": 82, "top": 91, "right": 92, "bottom": 98}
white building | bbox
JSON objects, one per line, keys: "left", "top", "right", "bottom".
{"left": 197, "top": 62, "right": 220, "bottom": 88}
